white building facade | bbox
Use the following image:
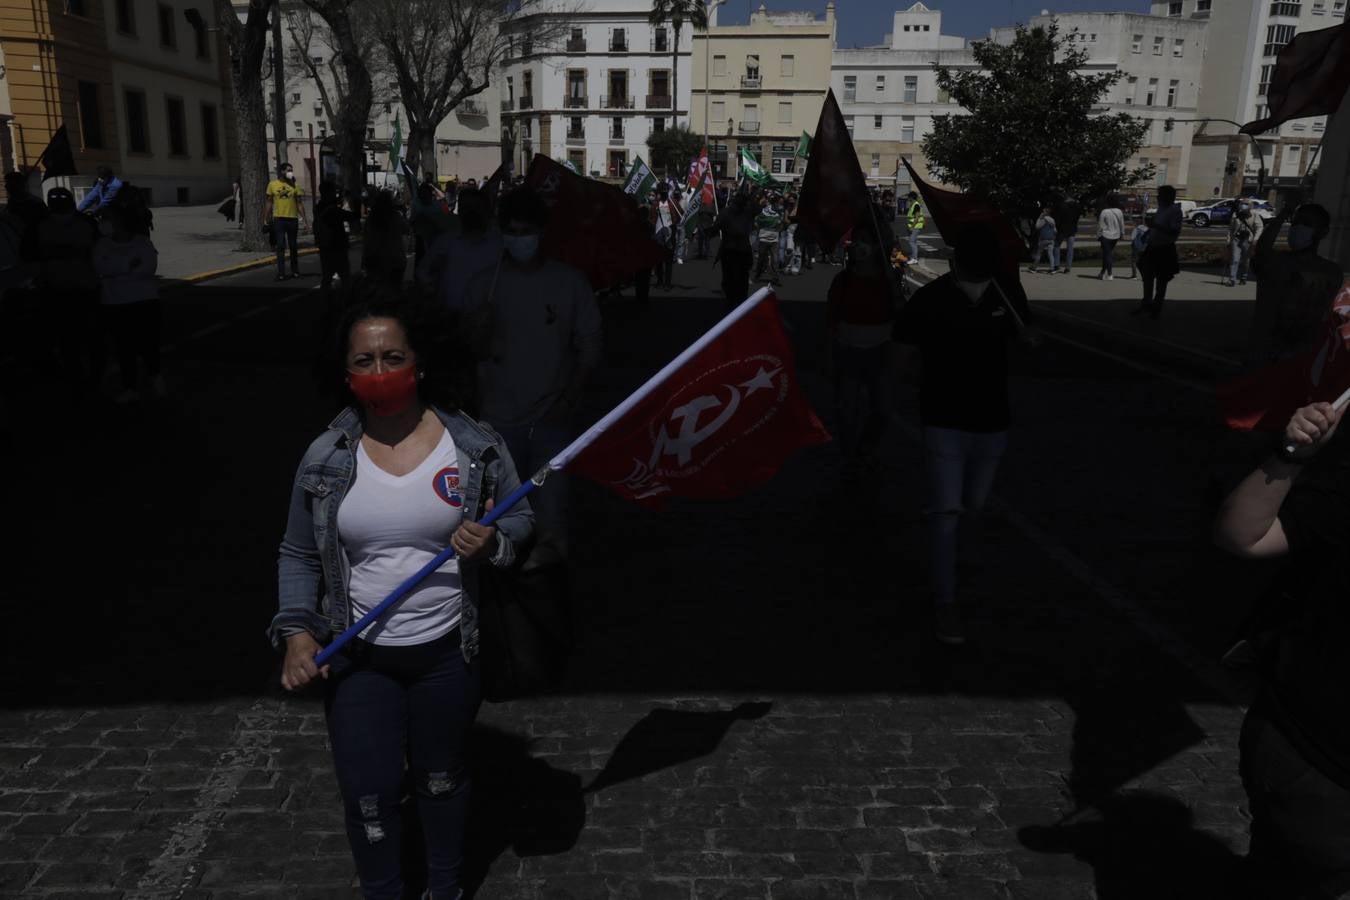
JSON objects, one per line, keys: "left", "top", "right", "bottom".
{"left": 1158, "top": 0, "right": 1346, "bottom": 201}
{"left": 498, "top": 0, "right": 693, "bottom": 179}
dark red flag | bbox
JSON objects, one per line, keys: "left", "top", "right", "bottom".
{"left": 904, "top": 159, "right": 1026, "bottom": 279}
{"left": 796, "top": 90, "right": 872, "bottom": 253}
{"left": 562, "top": 290, "right": 831, "bottom": 508}
{"left": 1241, "top": 20, "right": 1350, "bottom": 134}
{"left": 524, "top": 154, "right": 666, "bottom": 291}
{"left": 481, "top": 161, "right": 509, "bottom": 209}
{"left": 1218, "top": 279, "right": 1350, "bottom": 430}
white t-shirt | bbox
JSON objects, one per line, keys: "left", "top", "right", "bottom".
{"left": 337, "top": 429, "right": 465, "bottom": 646}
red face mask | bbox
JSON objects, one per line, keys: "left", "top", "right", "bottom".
{"left": 347, "top": 367, "right": 418, "bottom": 417}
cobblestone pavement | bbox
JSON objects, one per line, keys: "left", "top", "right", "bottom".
{"left": 0, "top": 265, "right": 1265, "bottom": 898}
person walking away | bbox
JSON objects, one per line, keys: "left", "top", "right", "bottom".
{"left": 1227, "top": 204, "right": 1262, "bottom": 287}
{"left": 417, "top": 187, "right": 502, "bottom": 313}
{"left": 826, "top": 223, "right": 893, "bottom": 474}
{"left": 361, "top": 192, "right": 408, "bottom": 287}
{"left": 274, "top": 295, "right": 534, "bottom": 900}
{"left": 753, "top": 195, "right": 782, "bottom": 285}
{"left": 314, "top": 180, "right": 361, "bottom": 295}
{"left": 1213, "top": 400, "right": 1350, "bottom": 899}
{"left": 1030, "top": 206, "right": 1058, "bottom": 273}
{"left": 1096, "top": 195, "right": 1126, "bottom": 280}
{"left": 715, "top": 190, "right": 755, "bottom": 306}
{"left": 77, "top": 166, "right": 123, "bottom": 215}
{"left": 650, "top": 186, "right": 677, "bottom": 289}
{"left": 410, "top": 182, "right": 455, "bottom": 270}
{"left": 465, "top": 188, "right": 601, "bottom": 567}
{"left": 264, "top": 163, "right": 309, "bottom": 281}
{"left": 893, "top": 224, "right": 1038, "bottom": 646}
{"left": 1133, "top": 185, "right": 1183, "bottom": 319}
{"left": 91, "top": 200, "right": 163, "bottom": 403}
{"left": 37, "top": 187, "right": 100, "bottom": 394}
{"left": 904, "top": 191, "right": 925, "bottom": 262}
{"left": 1129, "top": 214, "right": 1152, "bottom": 280}
{"left": 1055, "top": 197, "right": 1082, "bottom": 274}
{"left": 1247, "top": 203, "right": 1343, "bottom": 365}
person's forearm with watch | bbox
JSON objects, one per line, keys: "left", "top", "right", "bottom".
{"left": 1214, "top": 401, "right": 1342, "bottom": 558}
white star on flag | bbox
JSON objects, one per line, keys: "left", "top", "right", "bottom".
{"left": 739, "top": 366, "right": 781, "bottom": 398}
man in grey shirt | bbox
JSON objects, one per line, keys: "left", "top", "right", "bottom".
{"left": 466, "top": 188, "right": 602, "bottom": 566}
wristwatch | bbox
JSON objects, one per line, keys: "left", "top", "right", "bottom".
{"left": 1275, "top": 442, "right": 1310, "bottom": 465}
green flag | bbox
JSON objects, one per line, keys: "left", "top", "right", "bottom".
{"left": 681, "top": 167, "right": 713, "bottom": 239}
{"left": 796, "top": 131, "right": 812, "bottom": 159}
{"left": 622, "top": 154, "right": 658, "bottom": 203}
{"left": 561, "top": 158, "right": 581, "bottom": 175}
{"left": 388, "top": 112, "right": 402, "bottom": 170}
{"left": 738, "top": 146, "right": 773, "bottom": 187}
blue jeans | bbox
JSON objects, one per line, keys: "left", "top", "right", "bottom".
{"left": 1098, "top": 238, "right": 1118, "bottom": 276}
{"left": 1230, "top": 238, "right": 1252, "bottom": 283}
{"left": 497, "top": 419, "right": 572, "bottom": 556}
{"left": 1057, "top": 234, "right": 1075, "bottom": 270}
{"left": 908, "top": 230, "right": 920, "bottom": 261}
{"left": 922, "top": 427, "right": 1007, "bottom": 604}
{"left": 833, "top": 343, "right": 887, "bottom": 459}
{"left": 1034, "top": 240, "right": 1059, "bottom": 271}
{"left": 326, "top": 631, "right": 480, "bottom": 900}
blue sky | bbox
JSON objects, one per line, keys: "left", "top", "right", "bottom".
{"left": 716, "top": 0, "right": 1155, "bottom": 46}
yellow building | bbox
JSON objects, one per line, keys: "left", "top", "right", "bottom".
{"left": 691, "top": 2, "right": 836, "bottom": 184}
{"left": 1, "top": 0, "right": 233, "bottom": 206}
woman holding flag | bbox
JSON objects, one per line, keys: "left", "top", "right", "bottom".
{"left": 272, "top": 291, "right": 533, "bottom": 899}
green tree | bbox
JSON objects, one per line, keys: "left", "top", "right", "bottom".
{"left": 648, "top": 0, "right": 708, "bottom": 130}
{"left": 646, "top": 125, "right": 702, "bottom": 177}
{"left": 923, "top": 24, "right": 1153, "bottom": 244}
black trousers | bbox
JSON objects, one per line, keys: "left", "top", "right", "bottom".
{"left": 96, "top": 300, "right": 161, "bottom": 391}
{"left": 721, "top": 249, "right": 752, "bottom": 306}
{"left": 273, "top": 217, "right": 300, "bottom": 276}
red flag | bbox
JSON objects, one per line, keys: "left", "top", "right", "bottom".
{"left": 524, "top": 155, "right": 666, "bottom": 291}
{"left": 904, "top": 159, "right": 1026, "bottom": 279}
{"left": 687, "top": 148, "right": 715, "bottom": 208}
{"left": 797, "top": 90, "right": 871, "bottom": 253}
{"left": 564, "top": 291, "right": 830, "bottom": 508}
{"left": 1218, "top": 279, "right": 1350, "bottom": 430}
{"left": 1241, "top": 20, "right": 1350, "bottom": 134}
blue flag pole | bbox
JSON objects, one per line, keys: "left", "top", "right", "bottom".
{"left": 313, "top": 476, "right": 539, "bottom": 667}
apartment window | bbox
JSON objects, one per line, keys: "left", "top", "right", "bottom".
{"left": 746, "top": 54, "right": 759, "bottom": 77}
{"left": 876, "top": 75, "right": 885, "bottom": 93}
{"left": 166, "top": 97, "right": 188, "bottom": 156}
{"left": 901, "top": 115, "right": 915, "bottom": 142}
{"left": 781, "top": 54, "right": 794, "bottom": 77}
{"left": 1313, "top": 0, "right": 1326, "bottom": 11}
{"left": 874, "top": 114, "right": 882, "bottom": 129}
{"left": 1152, "top": 35, "right": 1164, "bottom": 55}
{"left": 73, "top": 82, "right": 103, "bottom": 150}
{"left": 1090, "top": 33, "right": 1097, "bottom": 42}
{"left": 654, "top": 27, "right": 668, "bottom": 52}
{"left": 1270, "top": 2, "right": 1302, "bottom": 15}
{"left": 1173, "top": 38, "right": 1185, "bottom": 57}
{"left": 1259, "top": 64, "right": 1273, "bottom": 95}
{"left": 1167, "top": 79, "right": 1178, "bottom": 108}
{"left": 1265, "top": 24, "right": 1296, "bottom": 56}
{"left": 1335, "top": 0, "right": 1346, "bottom": 14}
{"left": 318, "top": 120, "right": 328, "bottom": 136}
{"left": 294, "top": 121, "right": 304, "bottom": 137}
{"left": 66, "top": 0, "right": 86, "bottom": 14}
{"left": 312, "top": 56, "right": 323, "bottom": 67}
{"left": 611, "top": 27, "right": 626, "bottom": 51}
{"left": 367, "top": 127, "right": 375, "bottom": 138}
{"left": 779, "top": 102, "right": 793, "bottom": 124}
{"left": 870, "top": 153, "right": 880, "bottom": 177}
{"left": 713, "top": 54, "right": 726, "bottom": 76}
{"left": 1157, "top": 159, "right": 1169, "bottom": 186}
{"left": 1314, "top": 120, "right": 1326, "bottom": 132}
{"left": 124, "top": 89, "right": 149, "bottom": 153}
{"left": 569, "top": 116, "right": 583, "bottom": 135}
{"left": 711, "top": 100, "right": 725, "bottom": 121}
{"left": 1168, "top": 1, "right": 1182, "bottom": 14}
{"left": 743, "top": 103, "right": 759, "bottom": 123}
{"left": 1131, "top": 34, "right": 1142, "bottom": 53}
{"left": 1197, "top": 0, "right": 1212, "bottom": 9}
{"left": 115, "top": 0, "right": 135, "bottom": 34}
{"left": 194, "top": 21, "right": 210, "bottom": 59}
{"left": 903, "top": 75, "right": 918, "bottom": 103}
{"left": 292, "top": 91, "right": 302, "bottom": 103}
{"left": 158, "top": 4, "right": 176, "bottom": 48}
{"left": 1146, "top": 78, "right": 1158, "bottom": 106}
{"left": 201, "top": 103, "right": 219, "bottom": 158}
{"left": 844, "top": 75, "right": 857, "bottom": 102}
{"left": 1125, "top": 75, "right": 1137, "bottom": 105}
{"left": 652, "top": 117, "right": 665, "bottom": 133}
{"left": 846, "top": 117, "right": 854, "bottom": 138}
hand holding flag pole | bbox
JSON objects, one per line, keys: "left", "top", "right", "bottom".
{"left": 311, "top": 287, "right": 828, "bottom": 667}
{"left": 1281, "top": 387, "right": 1350, "bottom": 458}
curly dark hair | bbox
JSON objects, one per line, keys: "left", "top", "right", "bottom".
{"left": 322, "top": 283, "right": 474, "bottom": 414}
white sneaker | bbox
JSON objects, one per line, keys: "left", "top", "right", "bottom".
{"left": 1105, "top": 274, "right": 1113, "bottom": 281}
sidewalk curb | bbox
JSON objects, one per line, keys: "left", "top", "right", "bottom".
{"left": 180, "top": 246, "right": 322, "bottom": 284}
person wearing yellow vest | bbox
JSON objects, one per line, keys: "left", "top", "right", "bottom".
{"left": 263, "top": 163, "right": 310, "bottom": 281}
{"left": 905, "top": 191, "right": 925, "bottom": 262}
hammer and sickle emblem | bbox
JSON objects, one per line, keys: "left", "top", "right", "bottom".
{"left": 650, "top": 385, "right": 742, "bottom": 468}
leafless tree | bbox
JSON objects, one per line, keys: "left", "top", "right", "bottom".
{"left": 213, "top": 0, "right": 273, "bottom": 251}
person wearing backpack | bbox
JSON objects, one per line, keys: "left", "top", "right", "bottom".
{"left": 1030, "top": 206, "right": 1059, "bottom": 273}
{"left": 1227, "top": 204, "right": 1262, "bottom": 287}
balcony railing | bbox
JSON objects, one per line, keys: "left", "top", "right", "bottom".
{"left": 566, "top": 130, "right": 585, "bottom": 145}
{"left": 602, "top": 95, "right": 634, "bottom": 109}
{"left": 610, "top": 37, "right": 628, "bottom": 51}
{"left": 565, "top": 95, "right": 589, "bottom": 109}
{"left": 457, "top": 100, "right": 487, "bottom": 117}
{"left": 741, "top": 75, "right": 761, "bottom": 89}
{"left": 738, "top": 120, "right": 760, "bottom": 134}
{"left": 519, "top": 95, "right": 534, "bottom": 109}
{"left": 610, "top": 124, "right": 625, "bottom": 141}
{"left": 566, "top": 37, "right": 587, "bottom": 52}
{"left": 646, "top": 94, "right": 672, "bottom": 109}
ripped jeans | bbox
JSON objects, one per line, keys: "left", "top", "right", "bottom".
{"left": 326, "top": 628, "right": 480, "bottom": 900}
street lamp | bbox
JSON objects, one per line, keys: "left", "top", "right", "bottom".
{"left": 1164, "top": 116, "right": 1268, "bottom": 198}
{"left": 703, "top": 0, "right": 726, "bottom": 176}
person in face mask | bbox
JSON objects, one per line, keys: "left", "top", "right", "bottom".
{"left": 416, "top": 186, "right": 503, "bottom": 312}
{"left": 274, "top": 293, "right": 533, "bottom": 899}
{"left": 463, "top": 188, "right": 601, "bottom": 569}
{"left": 892, "top": 224, "right": 1036, "bottom": 647}
{"left": 1248, "top": 202, "right": 1342, "bottom": 364}
{"left": 263, "top": 163, "right": 310, "bottom": 280}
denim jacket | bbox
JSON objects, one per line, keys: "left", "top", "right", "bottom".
{"left": 270, "top": 406, "right": 534, "bottom": 662}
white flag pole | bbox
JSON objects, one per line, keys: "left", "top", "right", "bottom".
{"left": 1281, "top": 385, "right": 1350, "bottom": 456}
{"left": 546, "top": 287, "right": 777, "bottom": 476}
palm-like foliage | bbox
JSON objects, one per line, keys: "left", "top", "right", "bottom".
{"left": 649, "top": 0, "right": 709, "bottom": 129}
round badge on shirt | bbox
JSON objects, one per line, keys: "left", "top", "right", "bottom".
{"left": 432, "top": 466, "right": 462, "bottom": 507}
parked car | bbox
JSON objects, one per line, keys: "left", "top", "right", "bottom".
{"left": 1187, "top": 198, "right": 1274, "bottom": 228}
